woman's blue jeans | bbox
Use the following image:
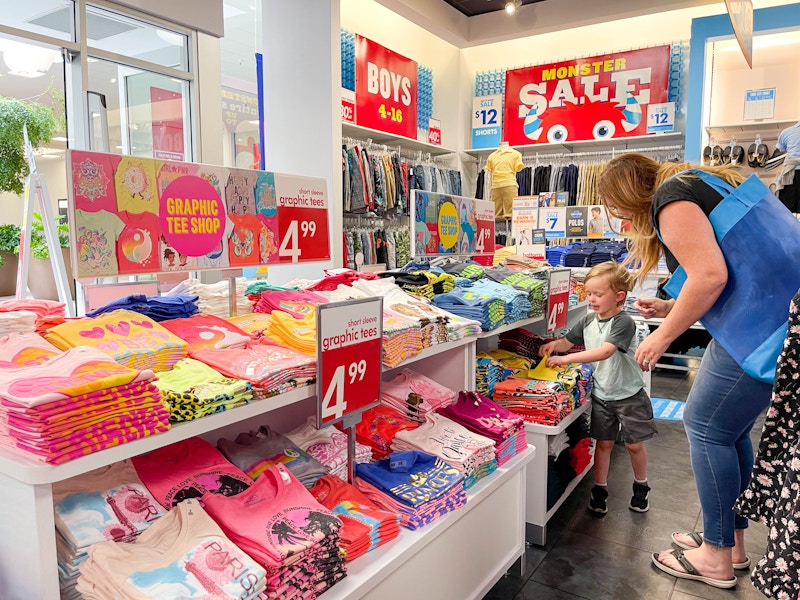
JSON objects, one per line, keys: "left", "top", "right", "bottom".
{"left": 683, "top": 339, "right": 771, "bottom": 548}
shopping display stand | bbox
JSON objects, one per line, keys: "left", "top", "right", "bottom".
{"left": 0, "top": 311, "right": 536, "bottom": 600}
{"left": 476, "top": 301, "right": 592, "bottom": 546}
{"left": 15, "top": 132, "right": 74, "bottom": 316}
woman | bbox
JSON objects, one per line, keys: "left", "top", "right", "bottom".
{"left": 597, "top": 153, "right": 772, "bottom": 589}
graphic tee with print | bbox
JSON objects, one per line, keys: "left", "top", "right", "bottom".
{"left": 227, "top": 214, "right": 263, "bottom": 267}
{"left": 114, "top": 157, "right": 159, "bottom": 214}
{"left": 75, "top": 209, "right": 125, "bottom": 277}
{"left": 71, "top": 150, "right": 121, "bottom": 213}
{"left": 117, "top": 210, "right": 161, "bottom": 274}
{"left": 224, "top": 168, "right": 258, "bottom": 215}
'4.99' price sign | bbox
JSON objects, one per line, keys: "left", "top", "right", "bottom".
{"left": 274, "top": 173, "right": 330, "bottom": 263}
{"left": 546, "top": 268, "right": 571, "bottom": 333}
{"left": 316, "top": 297, "right": 383, "bottom": 428}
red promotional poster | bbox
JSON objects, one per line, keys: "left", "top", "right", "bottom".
{"left": 150, "top": 87, "right": 185, "bottom": 161}
{"left": 503, "top": 46, "right": 670, "bottom": 146}
{"left": 355, "top": 34, "right": 417, "bottom": 139}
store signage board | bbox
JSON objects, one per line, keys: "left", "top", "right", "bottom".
{"left": 546, "top": 269, "right": 571, "bottom": 333}
{"left": 428, "top": 118, "right": 442, "bottom": 145}
{"left": 341, "top": 88, "right": 356, "bottom": 123}
{"left": 725, "top": 0, "right": 754, "bottom": 68}
{"left": 743, "top": 88, "right": 775, "bottom": 121}
{"left": 503, "top": 46, "right": 670, "bottom": 146}
{"left": 354, "top": 35, "right": 417, "bottom": 139}
{"left": 67, "top": 150, "right": 330, "bottom": 281}
{"left": 316, "top": 297, "right": 383, "bottom": 428}
{"left": 410, "top": 190, "right": 495, "bottom": 257}
{"left": 511, "top": 195, "right": 539, "bottom": 246}
{"left": 646, "top": 102, "right": 675, "bottom": 133}
{"left": 471, "top": 95, "right": 503, "bottom": 148}
{"left": 540, "top": 207, "right": 566, "bottom": 238}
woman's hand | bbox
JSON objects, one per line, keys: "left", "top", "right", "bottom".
{"left": 634, "top": 330, "right": 671, "bottom": 371}
{"left": 634, "top": 296, "right": 672, "bottom": 319}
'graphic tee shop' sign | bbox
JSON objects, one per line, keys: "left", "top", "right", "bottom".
{"left": 355, "top": 34, "right": 418, "bottom": 139}
{"left": 503, "top": 46, "right": 670, "bottom": 146}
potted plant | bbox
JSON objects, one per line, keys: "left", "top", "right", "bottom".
{"left": 0, "top": 223, "right": 21, "bottom": 296}
{"left": 25, "top": 212, "right": 74, "bottom": 301}
{"left": 0, "top": 94, "right": 59, "bottom": 195}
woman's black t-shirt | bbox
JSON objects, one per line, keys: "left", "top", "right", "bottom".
{"left": 651, "top": 175, "right": 725, "bottom": 272}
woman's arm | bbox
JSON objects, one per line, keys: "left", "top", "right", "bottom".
{"left": 634, "top": 200, "right": 727, "bottom": 367}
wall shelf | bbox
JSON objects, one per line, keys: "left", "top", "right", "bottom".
{"left": 342, "top": 122, "right": 456, "bottom": 156}
{"left": 705, "top": 120, "right": 795, "bottom": 142}
{"left": 464, "top": 132, "right": 685, "bottom": 158}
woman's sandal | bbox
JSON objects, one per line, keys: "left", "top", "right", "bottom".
{"left": 652, "top": 549, "right": 737, "bottom": 589}
{"left": 671, "top": 531, "right": 752, "bottom": 569}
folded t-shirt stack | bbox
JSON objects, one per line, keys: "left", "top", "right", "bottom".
{"left": 151, "top": 357, "right": 252, "bottom": 422}
{"left": 44, "top": 309, "right": 189, "bottom": 373}
{"left": 390, "top": 413, "right": 496, "bottom": 489}
{"left": 483, "top": 266, "right": 546, "bottom": 318}
{"left": 381, "top": 367, "right": 456, "bottom": 423}
{"left": 218, "top": 425, "right": 327, "bottom": 488}
{"left": 304, "top": 268, "right": 380, "bottom": 292}
{"left": 352, "top": 404, "right": 420, "bottom": 460}
{"left": 437, "top": 260, "right": 486, "bottom": 281}
{"left": 439, "top": 391, "right": 527, "bottom": 467}
{"left": 498, "top": 328, "right": 552, "bottom": 360}
{"left": 77, "top": 498, "right": 267, "bottom": 600}
{"left": 0, "top": 346, "right": 168, "bottom": 464}
{"left": 164, "top": 277, "right": 254, "bottom": 317}
{"left": 225, "top": 312, "right": 273, "bottom": 339}
{"left": 545, "top": 245, "right": 569, "bottom": 267}
{"left": 200, "top": 464, "right": 347, "bottom": 598}
{"left": 159, "top": 313, "right": 251, "bottom": 354}
{"left": 432, "top": 287, "right": 505, "bottom": 331}
{"left": 252, "top": 288, "right": 327, "bottom": 318}
{"left": 475, "top": 353, "right": 511, "bottom": 399}
{"left": 564, "top": 243, "right": 596, "bottom": 267}
{"left": 192, "top": 339, "right": 316, "bottom": 398}
{"left": 286, "top": 416, "right": 373, "bottom": 480}
{"left": 0, "top": 330, "right": 61, "bottom": 367}
{"left": 468, "top": 278, "right": 531, "bottom": 324}
{"left": 0, "top": 298, "right": 66, "bottom": 334}
{"left": 86, "top": 294, "right": 198, "bottom": 321}
{"left": 309, "top": 474, "right": 400, "bottom": 561}
{"left": 53, "top": 460, "right": 166, "bottom": 600}
{"left": 0, "top": 310, "right": 37, "bottom": 336}
{"left": 355, "top": 450, "right": 467, "bottom": 530}
{"left": 492, "top": 377, "right": 573, "bottom": 425}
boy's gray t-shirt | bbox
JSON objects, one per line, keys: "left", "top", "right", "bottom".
{"left": 565, "top": 312, "right": 645, "bottom": 401}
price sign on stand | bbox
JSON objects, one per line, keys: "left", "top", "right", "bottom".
{"left": 474, "top": 199, "right": 496, "bottom": 256}
{"left": 317, "top": 297, "right": 383, "bottom": 428}
{"left": 274, "top": 173, "right": 330, "bottom": 263}
{"left": 546, "top": 268, "right": 571, "bottom": 333}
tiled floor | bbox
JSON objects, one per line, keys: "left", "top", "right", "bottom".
{"left": 482, "top": 365, "right": 770, "bottom": 600}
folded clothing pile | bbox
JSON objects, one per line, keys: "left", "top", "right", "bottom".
{"left": 0, "top": 346, "right": 168, "bottom": 464}
{"left": 390, "top": 413, "right": 496, "bottom": 489}
{"left": 438, "top": 390, "right": 527, "bottom": 467}
{"left": 86, "top": 293, "right": 198, "bottom": 321}
{"left": 164, "top": 277, "right": 254, "bottom": 317}
{"left": 355, "top": 450, "right": 467, "bottom": 530}
{"left": 381, "top": 367, "right": 456, "bottom": 422}
{"left": 286, "top": 416, "right": 373, "bottom": 481}
{"left": 352, "top": 404, "right": 419, "bottom": 460}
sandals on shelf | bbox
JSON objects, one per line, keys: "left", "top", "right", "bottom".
{"left": 702, "top": 145, "right": 712, "bottom": 165}
{"left": 747, "top": 143, "right": 759, "bottom": 167}
{"left": 730, "top": 145, "right": 744, "bottom": 166}
{"left": 757, "top": 143, "right": 769, "bottom": 168}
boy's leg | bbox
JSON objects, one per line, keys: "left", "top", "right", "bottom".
{"left": 593, "top": 440, "right": 615, "bottom": 485}
{"left": 625, "top": 441, "right": 647, "bottom": 481}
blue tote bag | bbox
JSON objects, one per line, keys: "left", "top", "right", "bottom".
{"left": 662, "top": 170, "right": 800, "bottom": 384}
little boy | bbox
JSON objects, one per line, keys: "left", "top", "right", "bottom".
{"left": 538, "top": 261, "right": 656, "bottom": 515}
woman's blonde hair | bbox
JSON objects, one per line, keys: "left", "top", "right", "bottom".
{"left": 597, "top": 153, "right": 744, "bottom": 285}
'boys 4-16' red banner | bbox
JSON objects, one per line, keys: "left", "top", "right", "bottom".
{"left": 503, "top": 46, "right": 670, "bottom": 146}
{"left": 355, "top": 35, "right": 417, "bottom": 139}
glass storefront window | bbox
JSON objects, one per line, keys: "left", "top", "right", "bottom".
{"left": 0, "top": 0, "right": 74, "bottom": 42}
{"left": 86, "top": 4, "right": 189, "bottom": 71}
{"left": 87, "top": 57, "right": 191, "bottom": 160}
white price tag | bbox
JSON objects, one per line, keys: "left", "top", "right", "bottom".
{"left": 646, "top": 102, "right": 675, "bottom": 133}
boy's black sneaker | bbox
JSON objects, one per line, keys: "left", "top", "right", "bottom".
{"left": 629, "top": 482, "right": 650, "bottom": 512}
{"left": 588, "top": 485, "right": 608, "bottom": 515}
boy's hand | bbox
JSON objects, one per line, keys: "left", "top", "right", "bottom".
{"left": 539, "top": 341, "right": 557, "bottom": 357}
{"left": 545, "top": 355, "right": 568, "bottom": 368}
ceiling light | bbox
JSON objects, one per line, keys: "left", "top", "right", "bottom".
{"left": 505, "top": 0, "right": 521, "bottom": 15}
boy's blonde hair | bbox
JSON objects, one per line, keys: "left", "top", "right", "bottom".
{"left": 584, "top": 261, "right": 632, "bottom": 306}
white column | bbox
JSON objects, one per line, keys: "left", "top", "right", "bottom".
{"left": 260, "top": 0, "right": 343, "bottom": 284}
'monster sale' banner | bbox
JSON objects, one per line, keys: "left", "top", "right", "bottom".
{"left": 355, "top": 35, "right": 418, "bottom": 139}
{"left": 503, "top": 46, "right": 670, "bottom": 146}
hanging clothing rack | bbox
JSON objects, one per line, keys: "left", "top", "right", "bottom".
{"left": 521, "top": 143, "right": 684, "bottom": 162}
